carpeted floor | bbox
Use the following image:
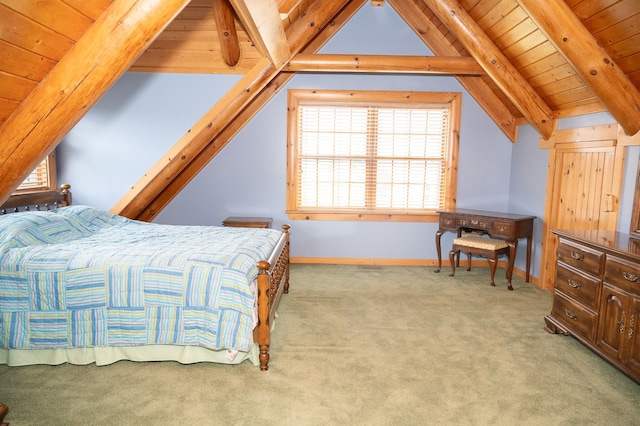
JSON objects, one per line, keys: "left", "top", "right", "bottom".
{"left": 1, "top": 264, "right": 639, "bottom": 425}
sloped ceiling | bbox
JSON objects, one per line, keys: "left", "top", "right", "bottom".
{"left": 1, "top": 0, "right": 640, "bottom": 216}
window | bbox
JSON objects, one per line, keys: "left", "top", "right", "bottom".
{"left": 15, "top": 152, "right": 57, "bottom": 193}
{"left": 286, "top": 90, "right": 460, "bottom": 221}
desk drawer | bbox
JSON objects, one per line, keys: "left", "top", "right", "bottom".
{"left": 492, "top": 221, "right": 512, "bottom": 238}
{"left": 439, "top": 214, "right": 457, "bottom": 231}
{"left": 551, "top": 291, "right": 598, "bottom": 343}
{"left": 555, "top": 262, "right": 600, "bottom": 310}
{"left": 557, "top": 240, "right": 603, "bottom": 276}
{"left": 457, "top": 217, "right": 491, "bottom": 231}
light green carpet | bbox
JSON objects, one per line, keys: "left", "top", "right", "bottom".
{"left": 1, "top": 264, "right": 638, "bottom": 425}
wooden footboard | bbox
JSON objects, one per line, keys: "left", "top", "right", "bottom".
{"left": 255, "top": 224, "right": 290, "bottom": 371}
{"left": 1, "top": 183, "right": 71, "bottom": 213}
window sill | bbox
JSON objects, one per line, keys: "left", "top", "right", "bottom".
{"left": 286, "top": 211, "right": 440, "bottom": 222}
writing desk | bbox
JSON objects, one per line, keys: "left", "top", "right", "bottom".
{"left": 435, "top": 209, "right": 536, "bottom": 282}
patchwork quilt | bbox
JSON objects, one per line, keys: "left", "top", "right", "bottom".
{"left": 0, "top": 206, "right": 282, "bottom": 353}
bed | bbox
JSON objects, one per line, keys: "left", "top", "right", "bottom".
{"left": 0, "top": 185, "right": 290, "bottom": 371}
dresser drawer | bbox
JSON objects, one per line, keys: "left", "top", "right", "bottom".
{"left": 551, "top": 291, "right": 598, "bottom": 343}
{"left": 557, "top": 240, "right": 603, "bottom": 276}
{"left": 555, "top": 262, "right": 600, "bottom": 310}
{"left": 604, "top": 256, "right": 640, "bottom": 295}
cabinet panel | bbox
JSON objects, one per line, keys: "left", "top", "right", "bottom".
{"left": 551, "top": 291, "right": 598, "bottom": 343}
{"left": 555, "top": 262, "right": 600, "bottom": 310}
{"left": 556, "top": 240, "right": 603, "bottom": 277}
{"left": 596, "top": 284, "right": 626, "bottom": 361}
{"left": 624, "top": 296, "right": 640, "bottom": 378}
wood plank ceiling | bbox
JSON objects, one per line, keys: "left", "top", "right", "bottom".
{"left": 1, "top": 0, "right": 640, "bottom": 214}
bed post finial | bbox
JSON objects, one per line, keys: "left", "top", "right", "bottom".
{"left": 60, "top": 183, "right": 72, "bottom": 206}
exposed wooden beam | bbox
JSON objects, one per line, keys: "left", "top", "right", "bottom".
{"left": 111, "top": 57, "right": 275, "bottom": 219}
{"left": 113, "top": 0, "right": 363, "bottom": 220}
{"left": 421, "top": 0, "right": 555, "bottom": 140}
{"left": 212, "top": 0, "right": 240, "bottom": 67}
{"left": 229, "top": 0, "right": 291, "bottom": 68}
{"left": 285, "top": 54, "right": 485, "bottom": 75}
{"left": 0, "top": 0, "right": 190, "bottom": 205}
{"left": 517, "top": 0, "right": 640, "bottom": 137}
{"left": 132, "top": 0, "right": 370, "bottom": 222}
{"left": 388, "top": 0, "right": 518, "bottom": 142}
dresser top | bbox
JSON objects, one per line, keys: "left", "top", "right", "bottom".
{"left": 553, "top": 229, "right": 640, "bottom": 259}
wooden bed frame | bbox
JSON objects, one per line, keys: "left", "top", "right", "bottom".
{"left": 0, "top": 184, "right": 290, "bottom": 371}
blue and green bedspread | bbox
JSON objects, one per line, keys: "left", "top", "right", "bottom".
{"left": 0, "top": 205, "right": 282, "bottom": 353}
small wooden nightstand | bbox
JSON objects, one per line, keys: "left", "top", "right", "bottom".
{"left": 222, "top": 216, "right": 273, "bottom": 229}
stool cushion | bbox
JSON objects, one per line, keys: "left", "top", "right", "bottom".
{"left": 453, "top": 236, "right": 508, "bottom": 250}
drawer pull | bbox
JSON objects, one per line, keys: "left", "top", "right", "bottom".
{"left": 567, "top": 279, "right": 581, "bottom": 289}
{"left": 564, "top": 309, "right": 578, "bottom": 321}
{"left": 570, "top": 251, "right": 584, "bottom": 261}
{"left": 622, "top": 271, "right": 640, "bottom": 282}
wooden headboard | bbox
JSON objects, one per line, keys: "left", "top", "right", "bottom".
{"left": 1, "top": 184, "right": 72, "bottom": 214}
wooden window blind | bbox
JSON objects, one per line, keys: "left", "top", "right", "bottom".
{"left": 287, "top": 90, "right": 460, "bottom": 222}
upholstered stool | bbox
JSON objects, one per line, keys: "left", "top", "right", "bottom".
{"left": 448, "top": 235, "right": 515, "bottom": 290}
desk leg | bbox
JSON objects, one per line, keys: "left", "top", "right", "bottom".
{"left": 525, "top": 236, "right": 532, "bottom": 283}
{"left": 434, "top": 229, "right": 443, "bottom": 273}
{"left": 506, "top": 241, "right": 517, "bottom": 291}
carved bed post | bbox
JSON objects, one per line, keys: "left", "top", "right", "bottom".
{"left": 282, "top": 224, "right": 291, "bottom": 293}
{"left": 256, "top": 260, "right": 271, "bottom": 371}
{"left": 0, "top": 402, "right": 8, "bottom": 426}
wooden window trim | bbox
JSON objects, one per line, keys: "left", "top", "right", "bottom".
{"left": 286, "top": 89, "right": 460, "bottom": 222}
{"left": 14, "top": 152, "right": 58, "bottom": 194}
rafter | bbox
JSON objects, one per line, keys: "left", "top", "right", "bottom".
{"left": 212, "top": 0, "right": 240, "bottom": 67}
{"left": 285, "top": 54, "right": 485, "bottom": 74}
{"left": 421, "top": 0, "right": 555, "bottom": 140}
{"left": 229, "top": 0, "right": 291, "bottom": 68}
{"left": 130, "top": 0, "right": 370, "bottom": 223}
{"left": 112, "top": 0, "right": 365, "bottom": 220}
{"left": 0, "top": 0, "right": 190, "bottom": 205}
{"left": 517, "top": 0, "right": 640, "bottom": 137}
{"left": 388, "top": 0, "right": 518, "bottom": 142}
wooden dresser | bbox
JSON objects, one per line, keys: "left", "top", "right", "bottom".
{"left": 545, "top": 229, "right": 640, "bottom": 383}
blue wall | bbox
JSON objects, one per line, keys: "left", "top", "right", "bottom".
{"left": 58, "top": 4, "right": 638, "bottom": 278}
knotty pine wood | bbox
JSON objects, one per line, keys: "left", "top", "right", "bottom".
{"left": 285, "top": 54, "right": 485, "bottom": 75}
{"left": 212, "top": 0, "right": 241, "bottom": 67}
{"left": 388, "top": 0, "right": 518, "bottom": 142}
{"left": 0, "top": 0, "right": 191, "bottom": 205}
{"left": 519, "top": 0, "right": 640, "bottom": 136}
{"left": 114, "top": 0, "right": 360, "bottom": 220}
{"left": 116, "top": 0, "right": 367, "bottom": 222}
{"left": 229, "top": 0, "right": 291, "bottom": 69}
{"left": 424, "top": 0, "right": 555, "bottom": 139}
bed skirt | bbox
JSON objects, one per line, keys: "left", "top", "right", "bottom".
{"left": 0, "top": 344, "right": 259, "bottom": 367}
